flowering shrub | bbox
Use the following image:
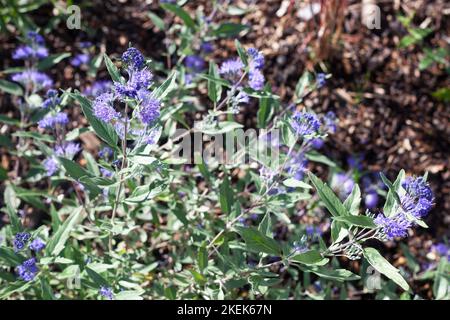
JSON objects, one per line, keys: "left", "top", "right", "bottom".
{"left": 0, "top": 3, "right": 446, "bottom": 301}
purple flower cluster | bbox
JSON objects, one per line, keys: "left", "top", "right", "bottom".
{"left": 38, "top": 112, "right": 69, "bottom": 129}
{"left": 17, "top": 258, "right": 39, "bottom": 282}
{"left": 316, "top": 73, "right": 326, "bottom": 88}
{"left": 247, "top": 48, "right": 265, "bottom": 90}
{"left": 43, "top": 157, "right": 58, "bottom": 176}
{"left": 93, "top": 93, "right": 120, "bottom": 123}
{"left": 137, "top": 91, "right": 160, "bottom": 125}
{"left": 291, "top": 111, "right": 321, "bottom": 138}
{"left": 219, "top": 58, "right": 244, "bottom": 78}
{"left": 99, "top": 286, "right": 114, "bottom": 300}
{"left": 29, "top": 237, "right": 46, "bottom": 252}
{"left": 99, "top": 146, "right": 113, "bottom": 159}
{"left": 42, "top": 89, "right": 61, "bottom": 109}
{"left": 287, "top": 151, "right": 308, "bottom": 181}
{"left": 400, "top": 177, "right": 434, "bottom": 218}
{"left": 114, "top": 68, "right": 153, "bottom": 99}
{"left": 14, "top": 232, "right": 31, "bottom": 252}
{"left": 184, "top": 55, "right": 206, "bottom": 73}
{"left": 70, "top": 53, "right": 90, "bottom": 67}
{"left": 374, "top": 213, "right": 411, "bottom": 240}
{"left": 12, "top": 31, "right": 48, "bottom": 61}
{"left": 84, "top": 80, "right": 112, "bottom": 97}
{"left": 121, "top": 47, "right": 145, "bottom": 71}
{"left": 11, "top": 70, "right": 53, "bottom": 91}
{"left": 374, "top": 176, "right": 434, "bottom": 240}
{"left": 55, "top": 142, "right": 81, "bottom": 159}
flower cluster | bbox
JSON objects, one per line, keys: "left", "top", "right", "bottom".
{"left": 42, "top": 89, "right": 61, "bottom": 109}
{"left": 291, "top": 111, "right": 321, "bottom": 138}
{"left": 14, "top": 232, "right": 31, "bottom": 252}
{"left": 38, "top": 112, "right": 69, "bottom": 129}
{"left": 99, "top": 286, "right": 114, "bottom": 300}
{"left": 12, "top": 31, "right": 48, "bottom": 60}
{"left": 375, "top": 176, "right": 434, "bottom": 240}
{"left": 17, "top": 258, "right": 39, "bottom": 282}
{"left": 11, "top": 70, "right": 53, "bottom": 92}
{"left": 219, "top": 47, "right": 266, "bottom": 91}
{"left": 92, "top": 47, "right": 161, "bottom": 145}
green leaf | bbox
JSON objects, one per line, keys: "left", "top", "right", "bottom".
{"left": 257, "top": 84, "right": 274, "bottom": 128}
{"left": 161, "top": 3, "right": 196, "bottom": 29}
{"left": 305, "top": 151, "right": 337, "bottom": 167}
{"left": 308, "top": 172, "right": 349, "bottom": 217}
{"left": 306, "top": 267, "right": 361, "bottom": 282}
{"left": 291, "top": 250, "right": 328, "bottom": 266}
{"left": 381, "top": 170, "right": 404, "bottom": 217}
{"left": 363, "top": 247, "right": 410, "bottom": 291}
{"left": 212, "top": 23, "right": 249, "bottom": 38}
{"left": 103, "top": 54, "right": 123, "bottom": 83}
{"left": 200, "top": 121, "right": 243, "bottom": 135}
{"left": 69, "top": 92, "right": 119, "bottom": 148}
{"left": 236, "top": 227, "right": 282, "bottom": 256}
{"left": 86, "top": 266, "right": 110, "bottom": 287}
{"left": 197, "top": 243, "right": 208, "bottom": 273}
{"left": 0, "top": 247, "right": 24, "bottom": 267}
{"left": 40, "top": 278, "right": 55, "bottom": 300}
{"left": 4, "top": 185, "right": 21, "bottom": 234}
{"left": 153, "top": 72, "right": 177, "bottom": 100}
{"left": 148, "top": 11, "right": 165, "bottom": 30}
{"left": 37, "top": 53, "right": 71, "bottom": 70}
{"left": 46, "top": 207, "right": 84, "bottom": 256}
{"left": 294, "top": 71, "right": 312, "bottom": 102}
{"left": 283, "top": 178, "right": 312, "bottom": 189}
{"left": 333, "top": 215, "right": 376, "bottom": 229}
{"left": 235, "top": 39, "right": 248, "bottom": 66}
{"left": 0, "top": 79, "right": 23, "bottom": 96}
{"left": 219, "top": 173, "right": 233, "bottom": 215}
{"left": 207, "top": 62, "right": 221, "bottom": 103}
{"left": 431, "top": 87, "right": 450, "bottom": 103}
{"left": 343, "top": 184, "right": 361, "bottom": 215}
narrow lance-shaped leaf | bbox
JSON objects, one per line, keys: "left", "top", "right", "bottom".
{"left": 236, "top": 227, "right": 282, "bottom": 256}
{"left": 308, "top": 172, "right": 350, "bottom": 217}
{"left": 363, "top": 247, "right": 410, "bottom": 291}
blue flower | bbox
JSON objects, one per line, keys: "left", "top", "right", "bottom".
{"left": 93, "top": 92, "right": 120, "bottom": 123}
{"left": 137, "top": 90, "right": 160, "bottom": 125}
{"left": 219, "top": 58, "right": 244, "bottom": 78}
{"left": 374, "top": 213, "right": 411, "bottom": 240}
{"left": 14, "top": 232, "right": 31, "bottom": 252}
{"left": 84, "top": 80, "right": 112, "bottom": 97}
{"left": 42, "top": 89, "right": 61, "bottom": 109}
{"left": 259, "top": 166, "right": 277, "bottom": 184}
{"left": 99, "top": 147, "right": 113, "bottom": 159}
{"left": 100, "top": 167, "right": 113, "bottom": 178}
{"left": 400, "top": 176, "right": 434, "bottom": 218}
{"left": 12, "top": 31, "right": 48, "bottom": 60}
{"left": 121, "top": 47, "right": 145, "bottom": 71}
{"left": 248, "top": 69, "right": 265, "bottom": 90}
{"left": 316, "top": 73, "right": 326, "bottom": 88}
{"left": 99, "top": 286, "right": 114, "bottom": 300}
{"left": 247, "top": 48, "right": 264, "bottom": 70}
{"left": 431, "top": 243, "right": 448, "bottom": 257}
{"left": 38, "top": 112, "right": 69, "bottom": 129}
{"left": 17, "top": 258, "right": 39, "bottom": 282}
{"left": 184, "top": 55, "right": 206, "bottom": 73}
{"left": 365, "top": 192, "right": 379, "bottom": 209}
{"left": 291, "top": 111, "right": 321, "bottom": 138}
{"left": 200, "top": 42, "right": 214, "bottom": 54}
{"left": 114, "top": 69, "right": 153, "bottom": 99}
{"left": 54, "top": 142, "right": 81, "bottom": 159}
{"left": 11, "top": 70, "right": 53, "bottom": 90}
{"left": 287, "top": 151, "right": 308, "bottom": 181}
{"left": 43, "top": 157, "right": 58, "bottom": 176}
{"left": 29, "top": 238, "right": 46, "bottom": 252}
{"left": 322, "top": 111, "right": 337, "bottom": 133}
{"left": 70, "top": 53, "right": 90, "bottom": 67}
